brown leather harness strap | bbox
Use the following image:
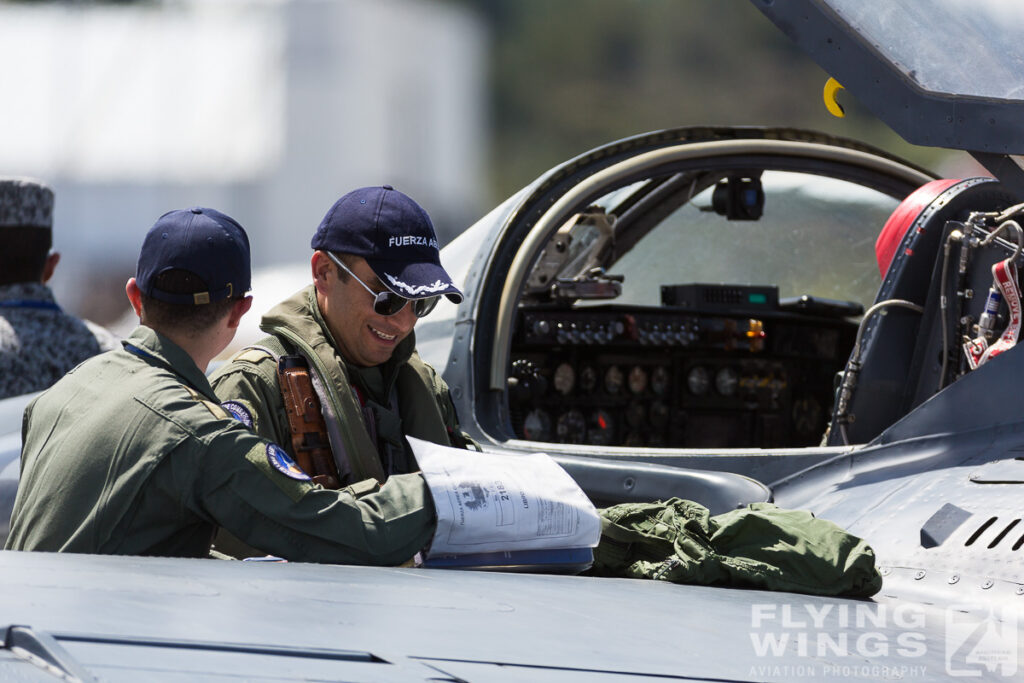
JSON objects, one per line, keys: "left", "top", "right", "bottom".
{"left": 277, "top": 354, "right": 341, "bottom": 489}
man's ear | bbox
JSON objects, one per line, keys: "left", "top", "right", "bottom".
{"left": 311, "top": 250, "right": 334, "bottom": 295}
{"left": 226, "top": 295, "right": 253, "bottom": 329}
{"left": 41, "top": 252, "right": 60, "bottom": 283}
{"left": 125, "top": 278, "right": 143, "bottom": 318}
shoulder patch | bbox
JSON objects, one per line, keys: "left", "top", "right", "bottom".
{"left": 201, "top": 400, "right": 230, "bottom": 421}
{"left": 182, "top": 385, "right": 230, "bottom": 420}
{"left": 221, "top": 400, "right": 256, "bottom": 430}
{"left": 234, "top": 348, "right": 274, "bottom": 364}
{"left": 266, "top": 443, "right": 311, "bottom": 481}
{"left": 242, "top": 443, "right": 312, "bottom": 502}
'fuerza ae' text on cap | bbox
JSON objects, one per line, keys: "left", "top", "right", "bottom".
{"left": 310, "top": 185, "right": 462, "bottom": 303}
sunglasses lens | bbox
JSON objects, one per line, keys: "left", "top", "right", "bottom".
{"left": 371, "top": 293, "right": 440, "bottom": 317}
{"left": 413, "top": 296, "right": 441, "bottom": 318}
{"left": 373, "top": 293, "right": 408, "bottom": 316}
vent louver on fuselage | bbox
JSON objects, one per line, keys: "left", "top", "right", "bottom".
{"left": 963, "top": 516, "right": 1023, "bottom": 550}
{"left": 920, "top": 502, "right": 1024, "bottom": 551}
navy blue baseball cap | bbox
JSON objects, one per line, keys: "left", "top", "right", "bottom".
{"left": 136, "top": 207, "right": 251, "bottom": 305}
{"left": 310, "top": 185, "right": 463, "bottom": 303}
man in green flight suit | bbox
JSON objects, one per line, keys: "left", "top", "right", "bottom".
{"left": 5, "top": 207, "right": 435, "bottom": 565}
{"left": 3, "top": 203, "right": 883, "bottom": 594}
{"left": 210, "top": 185, "right": 470, "bottom": 488}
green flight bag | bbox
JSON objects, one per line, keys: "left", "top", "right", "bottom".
{"left": 591, "top": 499, "right": 882, "bottom": 597}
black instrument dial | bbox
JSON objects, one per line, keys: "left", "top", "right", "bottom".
{"left": 556, "top": 410, "right": 586, "bottom": 444}
{"left": 626, "top": 400, "right": 646, "bottom": 428}
{"left": 553, "top": 362, "right": 575, "bottom": 395}
{"left": 508, "top": 358, "right": 545, "bottom": 404}
{"left": 579, "top": 365, "right": 597, "bottom": 392}
{"left": 522, "top": 409, "right": 552, "bottom": 441}
{"left": 715, "top": 367, "right": 739, "bottom": 396}
{"left": 649, "top": 400, "right": 670, "bottom": 428}
{"left": 604, "top": 365, "right": 624, "bottom": 395}
{"left": 587, "top": 409, "right": 615, "bottom": 446}
{"left": 628, "top": 366, "right": 648, "bottom": 395}
{"left": 650, "top": 366, "right": 670, "bottom": 396}
{"left": 687, "top": 366, "right": 710, "bottom": 395}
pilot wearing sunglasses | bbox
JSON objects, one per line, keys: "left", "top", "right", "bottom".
{"left": 211, "top": 186, "right": 473, "bottom": 509}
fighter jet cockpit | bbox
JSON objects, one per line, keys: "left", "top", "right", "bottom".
{"left": 493, "top": 153, "right": 1024, "bottom": 456}
{"left": 504, "top": 167, "right": 902, "bottom": 450}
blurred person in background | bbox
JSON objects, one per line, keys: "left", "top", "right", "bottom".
{"left": 0, "top": 178, "right": 118, "bottom": 399}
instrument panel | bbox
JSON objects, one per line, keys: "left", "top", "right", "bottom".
{"left": 508, "top": 303, "right": 856, "bottom": 448}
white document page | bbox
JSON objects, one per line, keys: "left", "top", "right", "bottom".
{"left": 409, "top": 437, "right": 601, "bottom": 557}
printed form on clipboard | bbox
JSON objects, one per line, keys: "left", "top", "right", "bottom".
{"left": 408, "top": 437, "right": 602, "bottom": 573}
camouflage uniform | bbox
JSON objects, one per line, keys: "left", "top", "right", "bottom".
{"left": 0, "top": 282, "right": 119, "bottom": 399}
{"left": 0, "top": 177, "right": 118, "bottom": 398}
{"left": 5, "top": 325, "right": 436, "bottom": 565}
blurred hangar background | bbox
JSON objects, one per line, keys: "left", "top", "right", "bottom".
{"left": 0, "top": 0, "right": 970, "bottom": 328}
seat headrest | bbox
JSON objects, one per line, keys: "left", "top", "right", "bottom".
{"left": 875, "top": 179, "right": 962, "bottom": 277}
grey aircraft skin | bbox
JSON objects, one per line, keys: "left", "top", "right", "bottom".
{"left": 3, "top": 1, "right": 1024, "bottom": 681}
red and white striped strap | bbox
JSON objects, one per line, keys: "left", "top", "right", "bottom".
{"left": 964, "top": 259, "right": 1021, "bottom": 370}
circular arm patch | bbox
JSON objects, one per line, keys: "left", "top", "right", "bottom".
{"left": 266, "top": 443, "right": 311, "bottom": 481}
{"left": 221, "top": 400, "right": 256, "bottom": 429}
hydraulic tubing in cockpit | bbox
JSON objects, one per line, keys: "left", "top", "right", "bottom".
{"left": 938, "top": 224, "right": 966, "bottom": 390}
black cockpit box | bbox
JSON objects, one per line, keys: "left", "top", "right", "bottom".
{"left": 660, "top": 283, "right": 779, "bottom": 314}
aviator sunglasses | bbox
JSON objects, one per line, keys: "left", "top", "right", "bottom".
{"left": 325, "top": 251, "right": 441, "bottom": 318}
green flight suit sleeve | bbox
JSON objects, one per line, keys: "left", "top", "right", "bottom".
{"left": 210, "top": 353, "right": 292, "bottom": 451}
{"left": 168, "top": 425, "right": 437, "bottom": 566}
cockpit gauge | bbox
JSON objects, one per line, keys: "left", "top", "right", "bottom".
{"left": 587, "top": 409, "right": 615, "bottom": 445}
{"left": 649, "top": 400, "right": 670, "bottom": 428}
{"left": 626, "top": 400, "right": 646, "bottom": 428}
{"left": 579, "top": 364, "right": 597, "bottom": 393}
{"left": 687, "top": 366, "right": 710, "bottom": 395}
{"left": 715, "top": 367, "right": 739, "bottom": 396}
{"left": 628, "top": 365, "right": 648, "bottom": 394}
{"left": 650, "top": 365, "right": 670, "bottom": 396}
{"left": 553, "top": 362, "right": 575, "bottom": 395}
{"left": 604, "top": 365, "right": 624, "bottom": 395}
{"left": 508, "top": 358, "right": 545, "bottom": 405}
{"left": 556, "top": 409, "right": 586, "bottom": 444}
{"left": 522, "top": 409, "right": 552, "bottom": 442}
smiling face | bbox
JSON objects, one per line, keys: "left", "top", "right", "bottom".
{"left": 312, "top": 251, "right": 417, "bottom": 367}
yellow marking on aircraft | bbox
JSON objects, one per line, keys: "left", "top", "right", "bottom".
{"left": 824, "top": 77, "right": 846, "bottom": 118}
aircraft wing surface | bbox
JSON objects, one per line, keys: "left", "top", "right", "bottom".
{"left": 0, "top": 550, "right": 976, "bottom": 682}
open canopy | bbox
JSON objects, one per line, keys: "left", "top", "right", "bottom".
{"left": 754, "top": 0, "right": 1024, "bottom": 189}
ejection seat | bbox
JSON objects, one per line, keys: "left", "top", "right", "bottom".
{"left": 827, "top": 177, "right": 1019, "bottom": 445}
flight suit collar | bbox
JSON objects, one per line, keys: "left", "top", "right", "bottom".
{"left": 122, "top": 325, "right": 217, "bottom": 400}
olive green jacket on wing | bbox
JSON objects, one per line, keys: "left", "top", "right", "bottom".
{"left": 210, "top": 286, "right": 467, "bottom": 486}
{"left": 592, "top": 499, "right": 882, "bottom": 597}
{"left": 4, "top": 326, "right": 435, "bottom": 566}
